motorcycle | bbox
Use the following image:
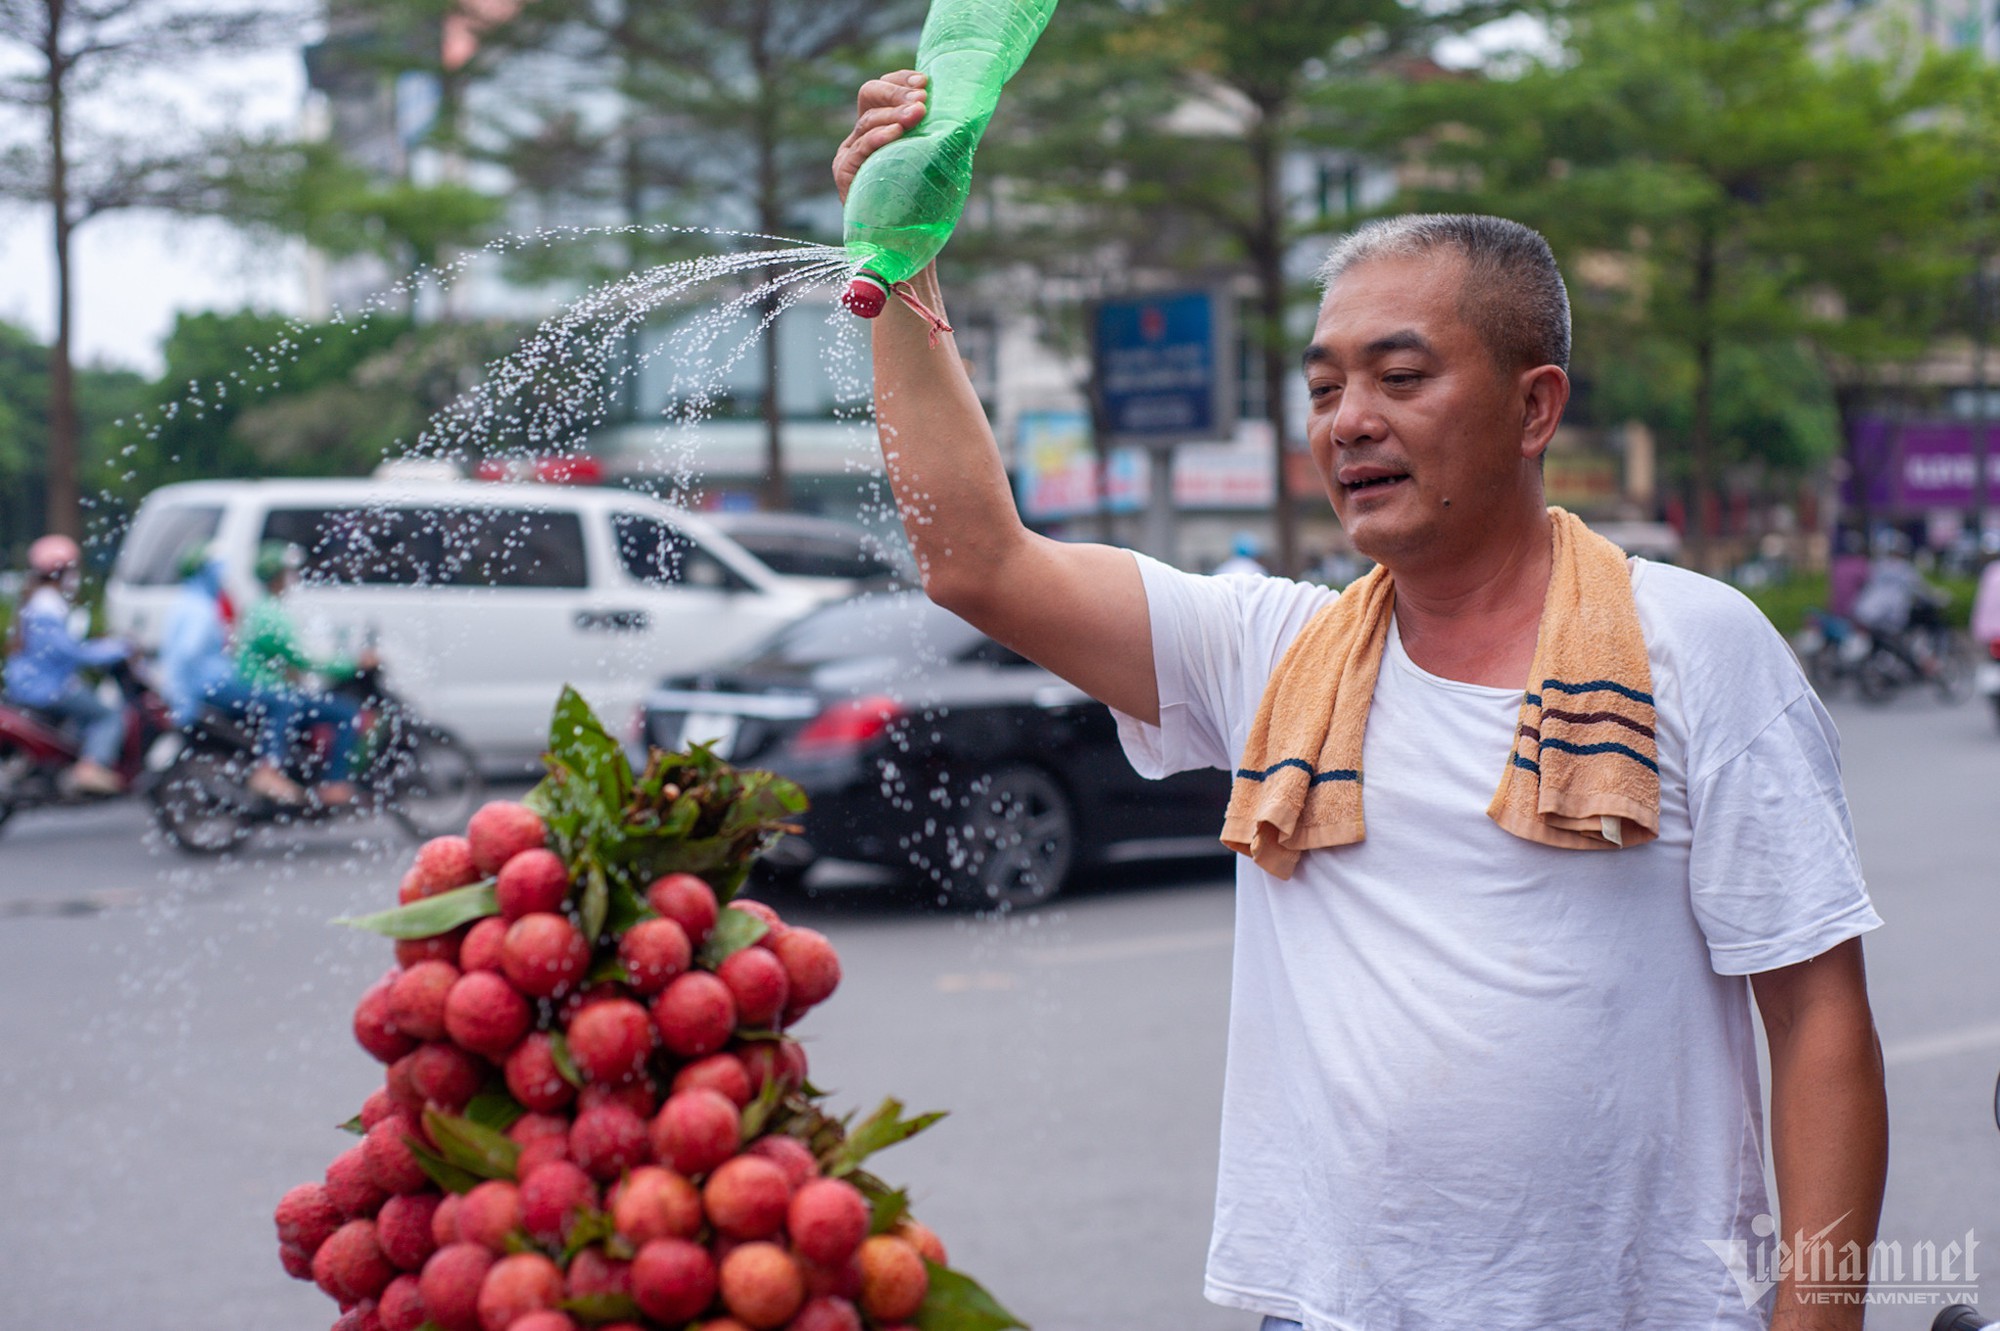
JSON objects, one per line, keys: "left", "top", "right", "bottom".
{"left": 0, "top": 658, "right": 176, "bottom": 835}
{"left": 150, "top": 662, "right": 484, "bottom": 855}
{"left": 1851, "top": 603, "right": 1975, "bottom": 706}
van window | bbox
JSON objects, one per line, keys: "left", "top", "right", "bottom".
{"left": 614, "top": 514, "right": 750, "bottom": 591}
{"left": 262, "top": 507, "right": 588, "bottom": 589}
{"left": 118, "top": 503, "right": 223, "bottom": 585}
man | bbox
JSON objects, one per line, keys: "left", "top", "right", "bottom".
{"left": 835, "top": 72, "right": 1887, "bottom": 1331}
{"left": 236, "top": 541, "right": 374, "bottom": 806}
{"left": 4, "top": 534, "right": 132, "bottom": 793}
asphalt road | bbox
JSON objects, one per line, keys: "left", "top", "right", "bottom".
{"left": 0, "top": 691, "right": 1995, "bottom": 1330}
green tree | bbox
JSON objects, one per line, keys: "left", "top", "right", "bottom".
{"left": 0, "top": 320, "right": 144, "bottom": 558}
{"left": 1347, "top": 0, "right": 1977, "bottom": 565}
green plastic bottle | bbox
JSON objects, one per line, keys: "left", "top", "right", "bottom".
{"left": 841, "top": 0, "right": 1059, "bottom": 317}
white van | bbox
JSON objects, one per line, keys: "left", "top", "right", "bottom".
{"left": 105, "top": 477, "right": 824, "bottom": 771}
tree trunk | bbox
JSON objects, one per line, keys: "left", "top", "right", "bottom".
{"left": 1249, "top": 115, "right": 1297, "bottom": 577}
{"left": 1688, "top": 227, "right": 1718, "bottom": 573}
{"left": 44, "top": 5, "right": 81, "bottom": 539}
{"left": 751, "top": 0, "right": 789, "bottom": 511}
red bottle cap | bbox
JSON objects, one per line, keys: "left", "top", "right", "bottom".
{"left": 842, "top": 272, "right": 888, "bottom": 319}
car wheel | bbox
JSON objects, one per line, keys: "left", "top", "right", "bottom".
{"left": 151, "top": 749, "right": 254, "bottom": 856}
{"left": 384, "top": 725, "right": 485, "bottom": 841}
{"left": 927, "top": 764, "right": 1076, "bottom": 912}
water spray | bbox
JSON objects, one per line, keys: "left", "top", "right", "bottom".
{"left": 841, "top": 0, "right": 1059, "bottom": 322}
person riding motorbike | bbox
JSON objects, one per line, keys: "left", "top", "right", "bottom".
{"left": 235, "top": 542, "right": 376, "bottom": 807}
{"left": 2, "top": 535, "right": 133, "bottom": 795}
{"left": 1851, "top": 533, "right": 1951, "bottom": 676}
{"left": 157, "top": 547, "right": 309, "bottom": 806}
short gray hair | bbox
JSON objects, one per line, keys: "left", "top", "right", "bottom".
{"left": 1316, "top": 214, "right": 1571, "bottom": 373}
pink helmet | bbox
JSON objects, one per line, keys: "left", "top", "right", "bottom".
{"left": 27, "top": 534, "right": 81, "bottom": 577}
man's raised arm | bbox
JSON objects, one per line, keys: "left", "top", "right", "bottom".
{"left": 834, "top": 71, "right": 1160, "bottom": 725}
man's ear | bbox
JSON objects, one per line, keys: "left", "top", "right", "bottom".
{"left": 1519, "top": 364, "right": 1570, "bottom": 461}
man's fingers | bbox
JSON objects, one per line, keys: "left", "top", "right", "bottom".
{"left": 855, "top": 70, "right": 927, "bottom": 115}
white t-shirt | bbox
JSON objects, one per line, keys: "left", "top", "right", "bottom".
{"left": 1114, "top": 556, "right": 1882, "bottom": 1331}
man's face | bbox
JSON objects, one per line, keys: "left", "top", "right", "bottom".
{"left": 1303, "top": 253, "right": 1543, "bottom": 567}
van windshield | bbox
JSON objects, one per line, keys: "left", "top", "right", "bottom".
{"left": 118, "top": 503, "right": 223, "bottom": 586}
{"left": 261, "top": 506, "right": 588, "bottom": 588}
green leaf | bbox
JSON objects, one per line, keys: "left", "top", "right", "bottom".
{"left": 333, "top": 880, "right": 499, "bottom": 939}
{"left": 339, "top": 1114, "right": 365, "bottom": 1136}
{"left": 405, "top": 1137, "right": 483, "bottom": 1195}
{"left": 825, "top": 1099, "right": 947, "bottom": 1178}
{"left": 548, "top": 1030, "right": 584, "bottom": 1089}
{"left": 738, "top": 1075, "right": 788, "bottom": 1142}
{"left": 915, "top": 1261, "right": 1029, "bottom": 1331}
{"left": 423, "top": 1106, "right": 522, "bottom": 1182}
{"left": 464, "top": 1084, "right": 527, "bottom": 1134}
{"left": 697, "top": 905, "right": 770, "bottom": 969}
{"left": 866, "top": 1183, "right": 911, "bottom": 1235}
{"left": 559, "top": 1291, "right": 641, "bottom": 1325}
{"left": 602, "top": 876, "right": 656, "bottom": 938}
{"left": 559, "top": 1207, "right": 619, "bottom": 1264}
{"left": 584, "top": 956, "right": 632, "bottom": 986}
{"left": 579, "top": 862, "right": 610, "bottom": 944}
{"left": 546, "top": 685, "right": 630, "bottom": 814}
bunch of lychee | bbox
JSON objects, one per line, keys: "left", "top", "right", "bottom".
{"left": 277, "top": 799, "right": 951, "bottom": 1331}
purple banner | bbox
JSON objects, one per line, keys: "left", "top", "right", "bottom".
{"left": 1845, "top": 417, "right": 2000, "bottom": 510}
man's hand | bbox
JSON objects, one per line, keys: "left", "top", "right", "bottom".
{"left": 1750, "top": 938, "right": 1889, "bottom": 1331}
{"left": 833, "top": 71, "right": 927, "bottom": 204}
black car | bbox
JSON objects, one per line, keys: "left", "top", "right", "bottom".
{"left": 640, "top": 593, "right": 1230, "bottom": 908}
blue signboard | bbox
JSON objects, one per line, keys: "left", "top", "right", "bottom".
{"left": 1093, "top": 290, "right": 1228, "bottom": 444}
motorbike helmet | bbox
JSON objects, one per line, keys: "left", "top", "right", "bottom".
{"left": 27, "top": 534, "right": 81, "bottom": 577}
{"left": 254, "top": 541, "right": 306, "bottom": 585}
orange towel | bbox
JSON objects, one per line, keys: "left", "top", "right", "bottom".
{"left": 1221, "top": 508, "right": 1659, "bottom": 879}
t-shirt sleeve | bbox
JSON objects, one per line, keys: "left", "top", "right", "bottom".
{"left": 1686, "top": 690, "right": 1882, "bottom": 975}
{"left": 1113, "top": 553, "right": 1336, "bottom": 779}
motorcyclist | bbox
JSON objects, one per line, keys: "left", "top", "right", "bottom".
{"left": 157, "top": 547, "right": 307, "bottom": 806}
{"left": 235, "top": 542, "right": 375, "bottom": 807}
{"left": 2, "top": 535, "right": 132, "bottom": 794}
{"left": 1851, "top": 531, "right": 1950, "bottom": 675}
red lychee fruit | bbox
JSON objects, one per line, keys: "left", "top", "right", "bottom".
{"left": 611, "top": 1165, "right": 703, "bottom": 1245}
{"left": 444, "top": 970, "right": 533, "bottom": 1057}
{"left": 567, "top": 998, "right": 656, "bottom": 1085}
{"left": 361, "top": 1088, "right": 398, "bottom": 1129}
{"left": 508, "top": 1312, "right": 579, "bottom": 1331}
{"left": 364, "top": 1115, "right": 432, "bottom": 1195}
{"left": 356, "top": 974, "right": 418, "bottom": 1064}
{"left": 460, "top": 916, "right": 509, "bottom": 973}
{"left": 431, "top": 1194, "right": 464, "bottom": 1247}
{"left": 376, "top": 1191, "right": 443, "bottom": 1270}
{"left": 800, "top": 1253, "right": 863, "bottom": 1301}
{"left": 856, "top": 1235, "right": 927, "bottom": 1322}
{"left": 645, "top": 873, "right": 718, "bottom": 946}
{"left": 508, "top": 1112, "right": 573, "bottom": 1176}
{"left": 770, "top": 928, "right": 840, "bottom": 1017}
{"left": 569, "top": 1102, "right": 651, "bottom": 1181}
{"left": 786, "top": 1178, "right": 868, "bottom": 1267}
{"left": 314, "top": 1218, "right": 398, "bottom": 1304}
{"left": 456, "top": 1180, "right": 523, "bottom": 1253}
{"left": 501, "top": 913, "right": 590, "bottom": 999}
{"left": 388, "top": 960, "right": 461, "bottom": 1042}
{"left": 746, "top": 1134, "right": 818, "bottom": 1194}
{"left": 617, "top": 917, "right": 691, "bottom": 995}
{"left": 730, "top": 899, "right": 787, "bottom": 949}
{"left": 411, "top": 835, "right": 480, "bottom": 897}
{"left": 518, "top": 1160, "right": 598, "bottom": 1246}
{"left": 408, "top": 1042, "right": 483, "bottom": 1113}
{"left": 650, "top": 1087, "right": 740, "bottom": 1177}
{"left": 379, "top": 1272, "right": 428, "bottom": 1331}
{"left": 476, "top": 1250, "right": 564, "bottom": 1331}
{"left": 717, "top": 1241, "right": 805, "bottom": 1329}
{"left": 386, "top": 1051, "right": 424, "bottom": 1116}
{"left": 694, "top": 1322, "right": 754, "bottom": 1331}
{"left": 326, "top": 1144, "right": 390, "bottom": 1219}
{"left": 652, "top": 971, "right": 736, "bottom": 1059}
{"left": 495, "top": 848, "right": 570, "bottom": 921}
{"left": 716, "top": 947, "right": 789, "bottom": 1030}
{"left": 790, "top": 1295, "right": 863, "bottom": 1331}
{"left": 276, "top": 1181, "right": 344, "bottom": 1254}
{"left": 579, "top": 1078, "right": 658, "bottom": 1119}
{"left": 703, "top": 1156, "right": 790, "bottom": 1241}
{"left": 333, "top": 1299, "right": 384, "bottom": 1331}
{"left": 279, "top": 1239, "right": 313, "bottom": 1280}
{"left": 396, "top": 927, "right": 465, "bottom": 968}
{"left": 895, "top": 1218, "right": 947, "bottom": 1267}
{"left": 735, "top": 1039, "right": 806, "bottom": 1096}
{"left": 564, "top": 1246, "right": 633, "bottom": 1301}
{"left": 672, "top": 1052, "right": 753, "bottom": 1108}
{"left": 419, "top": 1242, "right": 496, "bottom": 1331}
{"left": 631, "top": 1237, "right": 719, "bottom": 1326}
{"left": 468, "top": 801, "right": 547, "bottom": 875}
{"left": 503, "top": 1033, "right": 575, "bottom": 1113}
